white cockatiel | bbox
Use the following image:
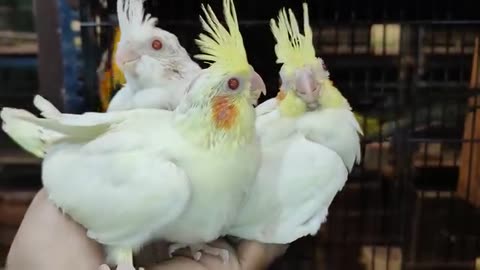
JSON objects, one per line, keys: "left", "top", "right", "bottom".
{"left": 227, "top": 3, "right": 363, "bottom": 244}
{"left": 107, "top": 0, "right": 202, "bottom": 111}
{"left": 1, "top": 0, "right": 265, "bottom": 269}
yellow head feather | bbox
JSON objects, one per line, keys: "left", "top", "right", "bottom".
{"left": 279, "top": 91, "right": 307, "bottom": 117}
{"left": 194, "top": 0, "right": 249, "bottom": 74}
{"left": 270, "top": 3, "right": 317, "bottom": 74}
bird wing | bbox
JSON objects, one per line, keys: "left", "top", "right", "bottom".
{"left": 255, "top": 98, "right": 279, "bottom": 117}
{"left": 2, "top": 96, "right": 191, "bottom": 248}
{"left": 297, "top": 108, "right": 363, "bottom": 171}
{"left": 229, "top": 135, "right": 348, "bottom": 244}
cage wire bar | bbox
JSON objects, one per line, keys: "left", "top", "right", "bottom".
{"left": 56, "top": 0, "right": 480, "bottom": 269}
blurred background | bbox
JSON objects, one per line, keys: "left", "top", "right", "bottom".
{"left": 0, "top": 0, "right": 479, "bottom": 269}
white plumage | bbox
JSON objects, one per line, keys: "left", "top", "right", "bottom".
{"left": 228, "top": 103, "right": 362, "bottom": 243}
{"left": 227, "top": 3, "right": 362, "bottom": 244}
{"left": 108, "top": 0, "right": 201, "bottom": 111}
{"left": 1, "top": 0, "right": 265, "bottom": 268}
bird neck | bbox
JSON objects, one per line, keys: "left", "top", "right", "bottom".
{"left": 278, "top": 90, "right": 307, "bottom": 117}
{"left": 174, "top": 96, "right": 256, "bottom": 151}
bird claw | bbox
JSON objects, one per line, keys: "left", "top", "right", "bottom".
{"left": 193, "top": 244, "right": 230, "bottom": 264}
{"left": 168, "top": 243, "right": 229, "bottom": 264}
{"left": 168, "top": 243, "right": 188, "bottom": 258}
{"left": 98, "top": 264, "right": 138, "bottom": 270}
{"left": 116, "top": 262, "right": 137, "bottom": 270}
{"left": 169, "top": 244, "right": 202, "bottom": 261}
{"left": 193, "top": 251, "right": 202, "bottom": 261}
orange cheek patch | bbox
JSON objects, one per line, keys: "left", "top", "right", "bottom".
{"left": 276, "top": 90, "right": 286, "bottom": 101}
{"left": 212, "top": 96, "right": 238, "bottom": 130}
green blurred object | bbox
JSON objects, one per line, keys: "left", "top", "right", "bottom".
{"left": 354, "top": 112, "right": 382, "bottom": 139}
{"left": 356, "top": 102, "right": 464, "bottom": 141}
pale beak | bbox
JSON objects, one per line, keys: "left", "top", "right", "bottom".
{"left": 295, "top": 70, "right": 320, "bottom": 109}
{"left": 249, "top": 70, "right": 267, "bottom": 105}
{"left": 115, "top": 46, "right": 141, "bottom": 69}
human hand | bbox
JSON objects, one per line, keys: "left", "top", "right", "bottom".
{"left": 6, "top": 189, "right": 288, "bottom": 270}
{"left": 139, "top": 239, "right": 287, "bottom": 270}
{"left": 6, "top": 189, "right": 105, "bottom": 270}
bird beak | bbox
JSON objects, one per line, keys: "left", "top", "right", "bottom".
{"left": 295, "top": 70, "right": 320, "bottom": 107}
{"left": 249, "top": 70, "right": 267, "bottom": 106}
{"left": 115, "top": 46, "right": 141, "bottom": 69}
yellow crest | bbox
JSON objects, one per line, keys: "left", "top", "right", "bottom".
{"left": 270, "top": 3, "right": 317, "bottom": 74}
{"left": 194, "top": 0, "right": 249, "bottom": 74}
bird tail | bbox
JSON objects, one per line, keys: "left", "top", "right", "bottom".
{"left": 1, "top": 95, "right": 112, "bottom": 158}
{"left": 1, "top": 106, "right": 62, "bottom": 158}
{"left": 33, "top": 95, "right": 62, "bottom": 118}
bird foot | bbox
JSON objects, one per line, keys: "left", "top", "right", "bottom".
{"left": 168, "top": 243, "right": 229, "bottom": 264}
{"left": 191, "top": 244, "right": 230, "bottom": 264}
{"left": 116, "top": 262, "right": 137, "bottom": 270}
{"left": 98, "top": 263, "right": 141, "bottom": 270}
{"left": 168, "top": 243, "right": 202, "bottom": 260}
{"left": 168, "top": 243, "right": 188, "bottom": 257}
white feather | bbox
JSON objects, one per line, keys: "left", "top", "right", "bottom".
{"left": 112, "top": 0, "right": 202, "bottom": 112}
{"left": 255, "top": 97, "right": 278, "bottom": 117}
{"left": 228, "top": 100, "right": 361, "bottom": 244}
{"left": 3, "top": 92, "right": 258, "bottom": 264}
{"left": 229, "top": 133, "right": 348, "bottom": 243}
{"left": 297, "top": 108, "right": 362, "bottom": 171}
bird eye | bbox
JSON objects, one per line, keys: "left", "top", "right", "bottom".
{"left": 152, "top": 39, "right": 163, "bottom": 50}
{"left": 227, "top": 78, "right": 239, "bottom": 90}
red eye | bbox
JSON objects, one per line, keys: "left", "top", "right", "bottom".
{"left": 228, "top": 78, "right": 239, "bottom": 90}
{"left": 152, "top": 39, "right": 163, "bottom": 50}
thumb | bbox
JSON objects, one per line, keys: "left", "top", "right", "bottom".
{"left": 237, "top": 241, "right": 288, "bottom": 270}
